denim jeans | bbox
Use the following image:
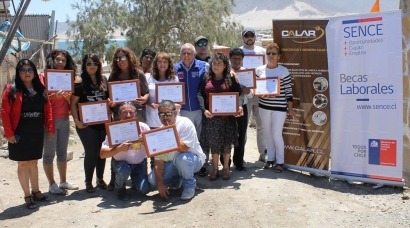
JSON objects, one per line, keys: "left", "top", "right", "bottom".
{"left": 114, "top": 158, "right": 150, "bottom": 194}
{"left": 148, "top": 152, "right": 202, "bottom": 189}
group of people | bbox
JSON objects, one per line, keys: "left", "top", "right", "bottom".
{"left": 1, "top": 28, "right": 295, "bottom": 209}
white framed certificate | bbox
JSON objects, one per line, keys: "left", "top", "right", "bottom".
{"left": 242, "top": 54, "right": 265, "bottom": 69}
{"left": 209, "top": 92, "right": 239, "bottom": 116}
{"left": 142, "top": 125, "right": 181, "bottom": 157}
{"left": 155, "top": 82, "right": 186, "bottom": 104}
{"left": 44, "top": 69, "right": 74, "bottom": 92}
{"left": 254, "top": 77, "right": 281, "bottom": 96}
{"left": 236, "top": 69, "right": 256, "bottom": 88}
{"left": 105, "top": 118, "right": 141, "bottom": 147}
{"left": 108, "top": 79, "right": 141, "bottom": 103}
{"left": 78, "top": 100, "right": 110, "bottom": 125}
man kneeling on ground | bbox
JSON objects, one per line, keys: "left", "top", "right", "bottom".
{"left": 148, "top": 100, "right": 205, "bottom": 200}
{"left": 100, "top": 102, "right": 151, "bottom": 201}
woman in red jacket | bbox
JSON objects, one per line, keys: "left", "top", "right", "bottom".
{"left": 1, "top": 59, "right": 55, "bottom": 209}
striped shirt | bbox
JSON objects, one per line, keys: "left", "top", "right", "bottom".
{"left": 255, "top": 64, "right": 293, "bottom": 112}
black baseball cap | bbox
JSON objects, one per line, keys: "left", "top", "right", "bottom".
{"left": 242, "top": 28, "right": 256, "bottom": 37}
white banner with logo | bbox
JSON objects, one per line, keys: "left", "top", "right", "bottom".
{"left": 327, "top": 11, "right": 403, "bottom": 183}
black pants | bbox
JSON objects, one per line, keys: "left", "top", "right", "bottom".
{"left": 233, "top": 104, "right": 248, "bottom": 167}
{"left": 77, "top": 126, "right": 107, "bottom": 184}
{"left": 220, "top": 104, "right": 248, "bottom": 167}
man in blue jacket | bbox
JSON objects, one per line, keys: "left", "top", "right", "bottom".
{"left": 174, "top": 43, "right": 208, "bottom": 176}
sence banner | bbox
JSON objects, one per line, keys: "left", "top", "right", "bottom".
{"left": 327, "top": 11, "right": 403, "bottom": 183}
{"left": 272, "top": 20, "right": 330, "bottom": 171}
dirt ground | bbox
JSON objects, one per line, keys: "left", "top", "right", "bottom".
{"left": 0, "top": 121, "right": 409, "bottom": 227}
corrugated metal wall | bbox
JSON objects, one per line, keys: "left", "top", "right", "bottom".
{"left": 0, "top": 15, "right": 52, "bottom": 58}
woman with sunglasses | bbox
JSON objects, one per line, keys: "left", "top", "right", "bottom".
{"left": 70, "top": 54, "right": 108, "bottom": 193}
{"left": 197, "top": 52, "right": 243, "bottom": 181}
{"left": 42, "top": 49, "right": 79, "bottom": 195}
{"left": 1, "top": 59, "right": 54, "bottom": 209}
{"left": 107, "top": 47, "right": 149, "bottom": 190}
{"left": 256, "top": 43, "right": 296, "bottom": 173}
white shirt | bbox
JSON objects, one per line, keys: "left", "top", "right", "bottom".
{"left": 102, "top": 122, "right": 150, "bottom": 164}
{"left": 155, "top": 116, "right": 205, "bottom": 165}
{"left": 146, "top": 75, "right": 179, "bottom": 128}
{"left": 240, "top": 45, "right": 266, "bottom": 55}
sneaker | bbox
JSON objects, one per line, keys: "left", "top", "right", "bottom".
{"left": 117, "top": 187, "right": 129, "bottom": 201}
{"left": 169, "top": 179, "right": 182, "bottom": 190}
{"left": 196, "top": 167, "right": 208, "bottom": 177}
{"left": 59, "top": 182, "right": 79, "bottom": 190}
{"left": 49, "top": 183, "right": 67, "bottom": 195}
{"left": 181, "top": 187, "right": 195, "bottom": 200}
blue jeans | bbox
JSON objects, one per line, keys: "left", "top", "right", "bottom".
{"left": 149, "top": 152, "right": 202, "bottom": 189}
{"left": 114, "top": 158, "right": 150, "bottom": 194}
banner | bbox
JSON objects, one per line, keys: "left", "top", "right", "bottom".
{"left": 272, "top": 20, "right": 330, "bottom": 171}
{"left": 327, "top": 11, "right": 403, "bottom": 182}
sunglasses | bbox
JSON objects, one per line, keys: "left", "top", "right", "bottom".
{"left": 196, "top": 42, "right": 208, "bottom": 47}
{"left": 266, "top": 52, "right": 278, "bottom": 56}
{"left": 54, "top": 58, "right": 66, "bottom": 63}
{"left": 86, "top": 62, "right": 99, "bottom": 66}
{"left": 115, "top": 56, "right": 127, "bottom": 62}
{"left": 244, "top": 34, "right": 255, "bottom": 38}
{"left": 158, "top": 111, "right": 174, "bottom": 117}
{"left": 19, "top": 68, "right": 34, "bottom": 74}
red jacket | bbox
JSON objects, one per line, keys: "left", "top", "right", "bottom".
{"left": 1, "top": 84, "right": 55, "bottom": 138}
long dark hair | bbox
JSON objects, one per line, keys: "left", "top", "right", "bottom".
{"left": 45, "top": 49, "right": 77, "bottom": 71}
{"left": 109, "top": 47, "right": 141, "bottom": 82}
{"left": 8, "top": 59, "right": 47, "bottom": 102}
{"left": 152, "top": 52, "right": 176, "bottom": 81}
{"left": 80, "top": 54, "right": 105, "bottom": 91}
{"left": 206, "top": 52, "right": 232, "bottom": 87}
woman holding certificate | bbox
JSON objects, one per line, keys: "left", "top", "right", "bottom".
{"left": 42, "top": 49, "right": 79, "bottom": 195}
{"left": 1, "top": 59, "right": 54, "bottom": 209}
{"left": 107, "top": 47, "right": 149, "bottom": 190}
{"left": 256, "top": 43, "right": 296, "bottom": 173}
{"left": 108, "top": 47, "right": 149, "bottom": 121}
{"left": 197, "top": 53, "right": 243, "bottom": 181}
{"left": 70, "top": 54, "right": 109, "bottom": 193}
{"left": 146, "top": 52, "right": 179, "bottom": 129}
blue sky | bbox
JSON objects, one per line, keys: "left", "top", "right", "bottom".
{"left": 23, "top": 0, "right": 400, "bottom": 22}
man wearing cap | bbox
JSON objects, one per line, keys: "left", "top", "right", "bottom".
{"left": 194, "top": 36, "right": 211, "bottom": 62}
{"left": 240, "top": 28, "right": 267, "bottom": 162}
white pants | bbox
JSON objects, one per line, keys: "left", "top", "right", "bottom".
{"left": 247, "top": 96, "right": 266, "bottom": 155}
{"left": 259, "top": 108, "right": 287, "bottom": 164}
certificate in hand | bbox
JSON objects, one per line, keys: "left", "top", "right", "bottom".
{"left": 44, "top": 69, "right": 74, "bottom": 92}
{"left": 236, "top": 69, "right": 256, "bottom": 88}
{"left": 254, "top": 77, "right": 281, "bottom": 96}
{"left": 209, "top": 92, "right": 239, "bottom": 116}
{"left": 105, "top": 118, "right": 141, "bottom": 147}
{"left": 78, "top": 100, "right": 110, "bottom": 125}
{"left": 242, "top": 54, "right": 265, "bottom": 69}
{"left": 155, "top": 82, "right": 186, "bottom": 104}
{"left": 108, "top": 79, "right": 141, "bottom": 103}
{"left": 142, "top": 125, "right": 181, "bottom": 157}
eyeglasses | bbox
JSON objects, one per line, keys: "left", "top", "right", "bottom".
{"left": 115, "top": 56, "right": 127, "bottom": 62}
{"left": 196, "top": 42, "right": 208, "bottom": 47}
{"left": 158, "top": 111, "right": 174, "bottom": 117}
{"left": 19, "top": 68, "right": 34, "bottom": 74}
{"left": 266, "top": 52, "right": 278, "bottom": 56}
{"left": 244, "top": 34, "right": 255, "bottom": 38}
{"left": 86, "top": 62, "right": 99, "bottom": 67}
